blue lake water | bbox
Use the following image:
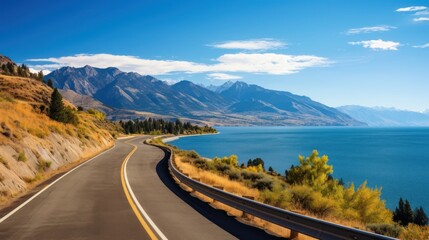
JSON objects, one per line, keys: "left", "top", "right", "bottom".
{"left": 170, "top": 127, "right": 429, "bottom": 211}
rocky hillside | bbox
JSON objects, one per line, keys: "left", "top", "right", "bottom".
{"left": 0, "top": 73, "right": 119, "bottom": 205}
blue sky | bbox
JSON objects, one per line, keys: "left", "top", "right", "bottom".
{"left": 1, "top": 0, "right": 428, "bottom": 111}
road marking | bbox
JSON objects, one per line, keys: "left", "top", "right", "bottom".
{"left": 0, "top": 144, "right": 115, "bottom": 223}
{"left": 121, "top": 138, "right": 168, "bottom": 240}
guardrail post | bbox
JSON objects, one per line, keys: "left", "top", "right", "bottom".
{"left": 290, "top": 230, "right": 299, "bottom": 240}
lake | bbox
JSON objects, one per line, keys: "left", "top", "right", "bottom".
{"left": 169, "top": 127, "right": 429, "bottom": 211}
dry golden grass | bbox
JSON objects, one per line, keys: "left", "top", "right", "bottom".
{"left": 0, "top": 74, "right": 52, "bottom": 109}
{"left": 174, "top": 154, "right": 259, "bottom": 198}
{"left": 0, "top": 100, "right": 72, "bottom": 142}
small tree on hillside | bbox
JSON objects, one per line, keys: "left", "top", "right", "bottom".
{"left": 37, "top": 71, "right": 44, "bottom": 81}
{"left": 49, "top": 88, "right": 64, "bottom": 121}
{"left": 47, "top": 79, "right": 54, "bottom": 88}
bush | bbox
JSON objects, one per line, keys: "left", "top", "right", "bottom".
{"left": 226, "top": 168, "right": 241, "bottom": 181}
{"left": 260, "top": 184, "right": 291, "bottom": 209}
{"left": 214, "top": 162, "right": 232, "bottom": 174}
{"left": 367, "top": 223, "right": 401, "bottom": 238}
{"left": 186, "top": 150, "right": 199, "bottom": 159}
{"left": 193, "top": 158, "right": 210, "bottom": 170}
{"left": 241, "top": 170, "right": 264, "bottom": 181}
{"left": 37, "top": 159, "right": 52, "bottom": 171}
{"left": 17, "top": 151, "right": 27, "bottom": 162}
{"left": 252, "top": 176, "right": 274, "bottom": 191}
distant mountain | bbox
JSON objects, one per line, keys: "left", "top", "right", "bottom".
{"left": 58, "top": 89, "right": 113, "bottom": 114}
{"left": 171, "top": 80, "right": 228, "bottom": 109}
{"left": 46, "top": 66, "right": 363, "bottom": 126}
{"left": 220, "top": 82, "right": 363, "bottom": 126}
{"left": 337, "top": 105, "right": 429, "bottom": 126}
{"left": 46, "top": 65, "right": 120, "bottom": 96}
{"left": 205, "top": 81, "right": 235, "bottom": 93}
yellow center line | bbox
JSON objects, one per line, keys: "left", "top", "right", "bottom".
{"left": 121, "top": 139, "right": 158, "bottom": 240}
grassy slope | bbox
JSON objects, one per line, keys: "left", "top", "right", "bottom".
{"left": 0, "top": 74, "right": 120, "bottom": 206}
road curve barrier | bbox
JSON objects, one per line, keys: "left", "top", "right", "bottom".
{"left": 154, "top": 144, "right": 397, "bottom": 240}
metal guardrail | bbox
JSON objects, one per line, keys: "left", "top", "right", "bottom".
{"left": 157, "top": 145, "right": 397, "bottom": 240}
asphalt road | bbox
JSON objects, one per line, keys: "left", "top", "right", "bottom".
{"left": 0, "top": 136, "right": 282, "bottom": 240}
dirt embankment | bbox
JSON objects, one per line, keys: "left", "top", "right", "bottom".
{"left": 0, "top": 74, "right": 119, "bottom": 207}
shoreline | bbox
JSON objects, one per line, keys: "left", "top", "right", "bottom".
{"left": 162, "top": 132, "right": 220, "bottom": 143}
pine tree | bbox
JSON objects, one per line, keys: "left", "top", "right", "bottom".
{"left": 37, "top": 71, "right": 44, "bottom": 81}
{"left": 47, "top": 79, "right": 54, "bottom": 88}
{"left": 403, "top": 200, "right": 414, "bottom": 225}
{"left": 49, "top": 88, "right": 64, "bottom": 121}
{"left": 414, "top": 207, "right": 428, "bottom": 226}
{"left": 394, "top": 198, "right": 415, "bottom": 226}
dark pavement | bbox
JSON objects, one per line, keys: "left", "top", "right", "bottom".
{"left": 0, "top": 136, "right": 283, "bottom": 240}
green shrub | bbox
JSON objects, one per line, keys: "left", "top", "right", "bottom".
{"left": 241, "top": 170, "right": 264, "bottom": 181}
{"left": 193, "top": 158, "right": 210, "bottom": 170}
{"left": 260, "top": 184, "right": 291, "bottom": 209}
{"left": 367, "top": 223, "right": 401, "bottom": 238}
{"left": 252, "top": 176, "right": 274, "bottom": 191}
{"left": 214, "top": 162, "right": 231, "bottom": 174}
{"left": 37, "top": 159, "right": 52, "bottom": 171}
{"left": 226, "top": 168, "right": 241, "bottom": 181}
{"left": 186, "top": 150, "right": 199, "bottom": 159}
{"left": 17, "top": 151, "right": 27, "bottom": 162}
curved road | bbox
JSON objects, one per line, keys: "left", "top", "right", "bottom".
{"left": 0, "top": 136, "right": 282, "bottom": 240}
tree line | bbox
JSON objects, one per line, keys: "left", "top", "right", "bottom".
{"left": 119, "top": 118, "right": 217, "bottom": 135}
{"left": 1, "top": 63, "right": 44, "bottom": 81}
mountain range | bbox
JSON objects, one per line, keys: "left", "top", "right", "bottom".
{"left": 45, "top": 65, "right": 363, "bottom": 126}
{"left": 337, "top": 105, "right": 429, "bottom": 126}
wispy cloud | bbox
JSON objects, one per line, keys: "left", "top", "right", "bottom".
{"left": 415, "top": 10, "right": 429, "bottom": 15}
{"left": 349, "top": 39, "right": 400, "bottom": 51}
{"left": 346, "top": 25, "right": 396, "bottom": 35}
{"left": 396, "top": 6, "right": 427, "bottom": 12}
{"left": 209, "top": 39, "right": 286, "bottom": 50}
{"left": 208, "top": 73, "right": 242, "bottom": 80}
{"left": 27, "top": 53, "right": 329, "bottom": 76}
{"left": 413, "top": 17, "right": 429, "bottom": 22}
{"left": 413, "top": 43, "right": 429, "bottom": 48}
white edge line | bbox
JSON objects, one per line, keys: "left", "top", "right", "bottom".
{"left": 124, "top": 149, "right": 168, "bottom": 240}
{"left": 0, "top": 145, "right": 115, "bottom": 224}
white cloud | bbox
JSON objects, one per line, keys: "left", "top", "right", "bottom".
{"left": 349, "top": 39, "right": 400, "bottom": 51}
{"left": 27, "top": 53, "right": 329, "bottom": 76}
{"left": 209, "top": 39, "right": 286, "bottom": 50}
{"left": 413, "top": 43, "right": 429, "bottom": 48}
{"left": 346, "top": 25, "right": 396, "bottom": 35}
{"left": 413, "top": 17, "right": 429, "bottom": 22}
{"left": 415, "top": 10, "right": 429, "bottom": 15}
{"left": 207, "top": 73, "right": 242, "bottom": 80}
{"left": 29, "top": 67, "right": 51, "bottom": 75}
{"left": 396, "top": 6, "right": 427, "bottom": 12}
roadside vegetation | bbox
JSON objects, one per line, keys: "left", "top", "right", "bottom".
{"left": 152, "top": 138, "right": 428, "bottom": 239}
{"left": 120, "top": 118, "right": 217, "bottom": 135}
